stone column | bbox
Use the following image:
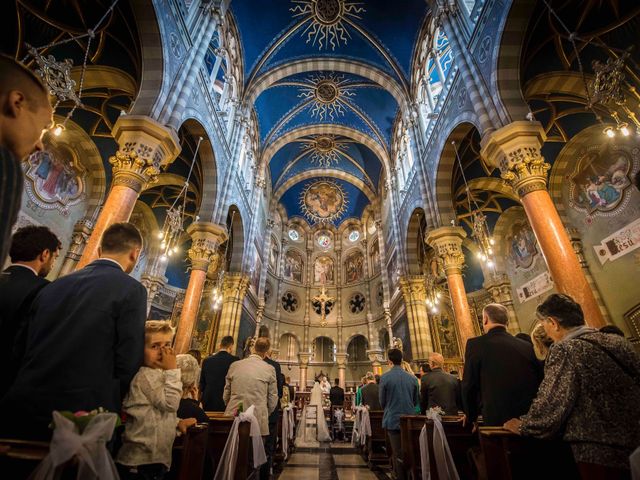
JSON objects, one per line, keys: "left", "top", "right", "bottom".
{"left": 57, "top": 219, "right": 93, "bottom": 277}
{"left": 399, "top": 276, "right": 433, "bottom": 364}
{"left": 213, "top": 272, "right": 251, "bottom": 348}
{"left": 481, "top": 121, "right": 606, "bottom": 327}
{"left": 140, "top": 274, "right": 166, "bottom": 315}
{"left": 367, "top": 350, "right": 384, "bottom": 376}
{"left": 298, "top": 352, "right": 311, "bottom": 392}
{"left": 174, "top": 222, "right": 227, "bottom": 353}
{"left": 335, "top": 353, "right": 348, "bottom": 389}
{"left": 426, "top": 226, "right": 477, "bottom": 351}
{"left": 335, "top": 246, "right": 343, "bottom": 348}
{"left": 483, "top": 273, "right": 520, "bottom": 334}
{"left": 77, "top": 116, "right": 180, "bottom": 269}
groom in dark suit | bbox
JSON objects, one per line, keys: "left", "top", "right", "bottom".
{"left": 0, "top": 222, "right": 147, "bottom": 439}
{"left": 201, "top": 335, "right": 239, "bottom": 411}
{"left": 0, "top": 226, "right": 61, "bottom": 397}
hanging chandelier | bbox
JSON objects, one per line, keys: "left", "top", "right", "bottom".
{"left": 418, "top": 213, "right": 445, "bottom": 314}
{"left": 24, "top": 0, "right": 120, "bottom": 137}
{"left": 452, "top": 140, "right": 495, "bottom": 269}
{"left": 156, "top": 136, "right": 204, "bottom": 262}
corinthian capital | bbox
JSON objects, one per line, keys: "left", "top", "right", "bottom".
{"left": 425, "top": 226, "right": 466, "bottom": 275}
{"left": 187, "top": 222, "right": 228, "bottom": 271}
{"left": 399, "top": 275, "right": 427, "bottom": 302}
{"left": 480, "top": 121, "right": 550, "bottom": 198}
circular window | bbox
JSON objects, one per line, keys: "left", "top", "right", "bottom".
{"left": 317, "top": 233, "right": 331, "bottom": 248}
{"left": 288, "top": 229, "right": 300, "bottom": 241}
{"left": 348, "top": 230, "right": 360, "bottom": 242}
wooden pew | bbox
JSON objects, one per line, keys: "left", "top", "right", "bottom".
{"left": 401, "top": 415, "right": 427, "bottom": 480}
{"left": 425, "top": 416, "right": 477, "bottom": 480}
{"left": 479, "top": 427, "right": 579, "bottom": 480}
{"left": 206, "top": 413, "right": 258, "bottom": 480}
{"left": 367, "top": 410, "right": 388, "bottom": 466}
{"left": 0, "top": 438, "right": 54, "bottom": 478}
{"left": 167, "top": 423, "right": 209, "bottom": 480}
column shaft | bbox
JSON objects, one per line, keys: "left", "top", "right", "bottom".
{"left": 446, "top": 271, "right": 476, "bottom": 347}
{"left": 174, "top": 268, "right": 207, "bottom": 353}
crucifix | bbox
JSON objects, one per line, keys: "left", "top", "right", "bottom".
{"left": 312, "top": 282, "right": 334, "bottom": 327}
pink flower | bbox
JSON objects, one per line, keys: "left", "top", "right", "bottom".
{"left": 73, "top": 410, "right": 90, "bottom": 417}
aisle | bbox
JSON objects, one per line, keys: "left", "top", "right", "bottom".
{"left": 276, "top": 442, "right": 389, "bottom": 480}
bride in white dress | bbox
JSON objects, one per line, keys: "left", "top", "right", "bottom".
{"left": 295, "top": 381, "right": 331, "bottom": 446}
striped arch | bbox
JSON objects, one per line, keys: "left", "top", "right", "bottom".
{"left": 129, "top": 0, "right": 165, "bottom": 116}
{"left": 246, "top": 58, "right": 408, "bottom": 111}
{"left": 272, "top": 170, "right": 376, "bottom": 203}
{"left": 455, "top": 177, "right": 520, "bottom": 203}
{"left": 226, "top": 205, "right": 244, "bottom": 272}
{"left": 262, "top": 124, "right": 390, "bottom": 173}
{"left": 405, "top": 207, "right": 427, "bottom": 275}
{"left": 433, "top": 117, "right": 480, "bottom": 225}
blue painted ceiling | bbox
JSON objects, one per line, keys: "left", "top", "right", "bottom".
{"left": 230, "top": 0, "right": 429, "bottom": 226}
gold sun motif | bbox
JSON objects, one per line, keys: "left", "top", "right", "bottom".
{"left": 298, "top": 72, "right": 355, "bottom": 120}
{"left": 300, "top": 179, "right": 349, "bottom": 224}
{"left": 290, "top": 0, "right": 365, "bottom": 50}
{"left": 299, "top": 134, "right": 350, "bottom": 168}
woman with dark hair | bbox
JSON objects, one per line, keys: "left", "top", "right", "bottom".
{"left": 504, "top": 294, "right": 640, "bottom": 477}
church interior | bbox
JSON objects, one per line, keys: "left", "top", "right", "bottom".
{"left": 2, "top": 0, "right": 640, "bottom": 478}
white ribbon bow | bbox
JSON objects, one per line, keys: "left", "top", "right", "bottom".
{"left": 351, "top": 407, "right": 362, "bottom": 446}
{"left": 213, "top": 405, "right": 267, "bottom": 480}
{"left": 282, "top": 406, "right": 294, "bottom": 460}
{"left": 359, "top": 408, "right": 371, "bottom": 446}
{"left": 30, "top": 411, "right": 119, "bottom": 480}
{"left": 419, "top": 411, "right": 460, "bottom": 480}
{"left": 631, "top": 446, "right": 640, "bottom": 480}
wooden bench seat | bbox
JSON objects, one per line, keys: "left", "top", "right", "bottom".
{"left": 167, "top": 423, "right": 209, "bottom": 480}
{"left": 367, "top": 410, "right": 388, "bottom": 466}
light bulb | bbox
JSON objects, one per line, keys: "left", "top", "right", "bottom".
{"left": 157, "top": 231, "right": 164, "bottom": 239}
{"left": 487, "top": 259, "right": 494, "bottom": 268}
{"left": 436, "top": 292, "right": 441, "bottom": 299}
{"left": 426, "top": 300, "right": 433, "bottom": 307}
{"left": 476, "top": 252, "right": 483, "bottom": 260}
{"left": 160, "top": 254, "right": 168, "bottom": 262}
{"left": 434, "top": 297, "right": 439, "bottom": 305}
{"left": 167, "top": 250, "right": 173, "bottom": 257}
{"left": 172, "top": 246, "right": 179, "bottom": 253}
{"left": 160, "top": 242, "right": 166, "bottom": 249}
{"left": 489, "top": 238, "right": 495, "bottom": 246}
{"left": 487, "top": 247, "right": 493, "bottom": 255}
{"left": 431, "top": 306, "right": 438, "bottom": 314}
{"left": 604, "top": 126, "right": 615, "bottom": 138}
{"left": 481, "top": 254, "right": 487, "bottom": 262}
{"left": 621, "top": 124, "right": 630, "bottom": 136}
{"left": 52, "top": 124, "right": 64, "bottom": 136}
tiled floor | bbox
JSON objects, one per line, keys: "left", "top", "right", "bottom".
{"left": 276, "top": 442, "right": 389, "bottom": 480}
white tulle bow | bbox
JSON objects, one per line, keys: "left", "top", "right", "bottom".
{"left": 419, "top": 411, "right": 460, "bottom": 480}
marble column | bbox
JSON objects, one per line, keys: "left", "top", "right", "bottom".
{"left": 77, "top": 116, "right": 180, "bottom": 269}
{"left": 57, "top": 219, "right": 93, "bottom": 277}
{"left": 426, "top": 226, "right": 477, "bottom": 351}
{"left": 213, "top": 272, "right": 251, "bottom": 348}
{"left": 174, "top": 222, "right": 227, "bottom": 353}
{"left": 335, "top": 353, "right": 348, "bottom": 389}
{"left": 481, "top": 121, "right": 606, "bottom": 327}
{"left": 399, "top": 275, "right": 433, "bottom": 364}
{"left": 298, "top": 352, "right": 311, "bottom": 392}
{"left": 483, "top": 273, "right": 520, "bottom": 334}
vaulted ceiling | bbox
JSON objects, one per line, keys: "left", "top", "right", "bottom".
{"left": 231, "top": 0, "right": 429, "bottom": 226}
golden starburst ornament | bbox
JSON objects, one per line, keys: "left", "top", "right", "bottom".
{"left": 298, "top": 73, "right": 355, "bottom": 120}
{"left": 290, "top": 0, "right": 365, "bottom": 50}
{"left": 299, "top": 135, "right": 350, "bottom": 168}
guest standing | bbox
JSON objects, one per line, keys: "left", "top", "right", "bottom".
{"left": 200, "top": 335, "right": 238, "bottom": 411}
{"left": 0, "top": 226, "right": 60, "bottom": 397}
{"left": 379, "top": 348, "right": 420, "bottom": 480}
{"left": 176, "top": 354, "right": 208, "bottom": 424}
{"left": 462, "top": 303, "right": 542, "bottom": 427}
{"left": 0, "top": 55, "right": 53, "bottom": 265}
{"left": 420, "top": 352, "right": 460, "bottom": 415}
{"left": 0, "top": 222, "right": 147, "bottom": 439}
{"left": 504, "top": 294, "right": 640, "bottom": 475}
{"left": 360, "top": 372, "right": 382, "bottom": 410}
{"left": 262, "top": 334, "right": 283, "bottom": 480}
{"left": 329, "top": 378, "right": 344, "bottom": 406}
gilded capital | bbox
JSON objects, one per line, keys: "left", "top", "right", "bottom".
{"left": 222, "top": 272, "right": 250, "bottom": 298}
{"left": 110, "top": 115, "right": 181, "bottom": 193}
{"left": 298, "top": 352, "right": 311, "bottom": 366}
{"left": 425, "top": 226, "right": 466, "bottom": 274}
{"left": 187, "top": 222, "right": 228, "bottom": 271}
{"left": 335, "top": 352, "right": 349, "bottom": 367}
{"left": 480, "top": 121, "right": 550, "bottom": 198}
{"left": 399, "top": 275, "right": 427, "bottom": 302}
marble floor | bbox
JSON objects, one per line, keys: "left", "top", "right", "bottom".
{"left": 276, "top": 442, "right": 390, "bottom": 480}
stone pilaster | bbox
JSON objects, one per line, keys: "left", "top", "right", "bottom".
{"left": 399, "top": 275, "right": 433, "bottom": 364}
{"left": 214, "top": 272, "right": 251, "bottom": 348}
{"left": 57, "top": 219, "right": 93, "bottom": 277}
{"left": 335, "top": 352, "right": 348, "bottom": 389}
{"left": 298, "top": 352, "right": 311, "bottom": 392}
{"left": 367, "top": 349, "right": 384, "bottom": 376}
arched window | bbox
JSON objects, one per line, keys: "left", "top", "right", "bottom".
{"left": 347, "top": 335, "right": 369, "bottom": 363}
{"left": 279, "top": 334, "right": 299, "bottom": 362}
{"left": 313, "top": 336, "right": 335, "bottom": 363}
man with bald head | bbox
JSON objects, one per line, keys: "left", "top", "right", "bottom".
{"left": 462, "top": 303, "right": 542, "bottom": 426}
{"left": 420, "top": 352, "right": 461, "bottom": 415}
{"left": 0, "top": 55, "right": 53, "bottom": 265}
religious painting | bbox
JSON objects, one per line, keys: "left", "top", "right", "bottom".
{"left": 24, "top": 146, "right": 85, "bottom": 214}
{"left": 344, "top": 251, "right": 364, "bottom": 283}
{"left": 376, "top": 283, "right": 384, "bottom": 307}
{"left": 370, "top": 239, "right": 380, "bottom": 275}
{"left": 314, "top": 256, "right": 334, "bottom": 284}
{"left": 264, "top": 281, "right": 273, "bottom": 305}
{"left": 283, "top": 250, "right": 304, "bottom": 283}
{"left": 300, "top": 179, "right": 347, "bottom": 224}
{"left": 268, "top": 236, "right": 279, "bottom": 272}
{"left": 506, "top": 221, "right": 538, "bottom": 270}
{"left": 433, "top": 313, "right": 460, "bottom": 359}
{"left": 569, "top": 146, "right": 632, "bottom": 214}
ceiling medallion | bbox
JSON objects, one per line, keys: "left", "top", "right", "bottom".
{"left": 299, "top": 134, "right": 349, "bottom": 168}
{"left": 298, "top": 73, "right": 355, "bottom": 120}
{"left": 290, "top": 0, "right": 365, "bottom": 50}
{"left": 299, "top": 178, "right": 348, "bottom": 224}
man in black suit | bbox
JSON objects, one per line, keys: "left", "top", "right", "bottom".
{"left": 329, "top": 378, "right": 344, "bottom": 406}
{"left": 0, "top": 222, "right": 147, "bottom": 439}
{"left": 262, "top": 335, "right": 283, "bottom": 480}
{"left": 361, "top": 372, "right": 382, "bottom": 409}
{"left": 420, "top": 352, "right": 460, "bottom": 415}
{"left": 462, "top": 304, "right": 543, "bottom": 427}
{"left": 201, "top": 335, "right": 238, "bottom": 411}
{"left": 0, "top": 226, "right": 61, "bottom": 397}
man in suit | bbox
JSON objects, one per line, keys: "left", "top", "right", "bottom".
{"left": 0, "top": 55, "right": 53, "bottom": 265}
{"left": 223, "top": 337, "right": 278, "bottom": 437}
{"left": 329, "top": 378, "right": 344, "bottom": 406}
{"left": 0, "top": 222, "right": 147, "bottom": 439}
{"left": 361, "top": 372, "right": 382, "bottom": 410}
{"left": 200, "top": 335, "right": 238, "bottom": 411}
{"left": 261, "top": 332, "right": 283, "bottom": 480}
{"left": 0, "top": 226, "right": 61, "bottom": 398}
{"left": 462, "top": 303, "right": 543, "bottom": 427}
{"left": 420, "top": 352, "right": 461, "bottom": 415}
{"left": 380, "top": 349, "right": 420, "bottom": 480}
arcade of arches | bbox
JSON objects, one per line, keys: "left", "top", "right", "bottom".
{"left": 5, "top": 0, "right": 640, "bottom": 392}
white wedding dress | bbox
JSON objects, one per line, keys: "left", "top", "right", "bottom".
{"left": 295, "top": 382, "right": 332, "bottom": 446}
